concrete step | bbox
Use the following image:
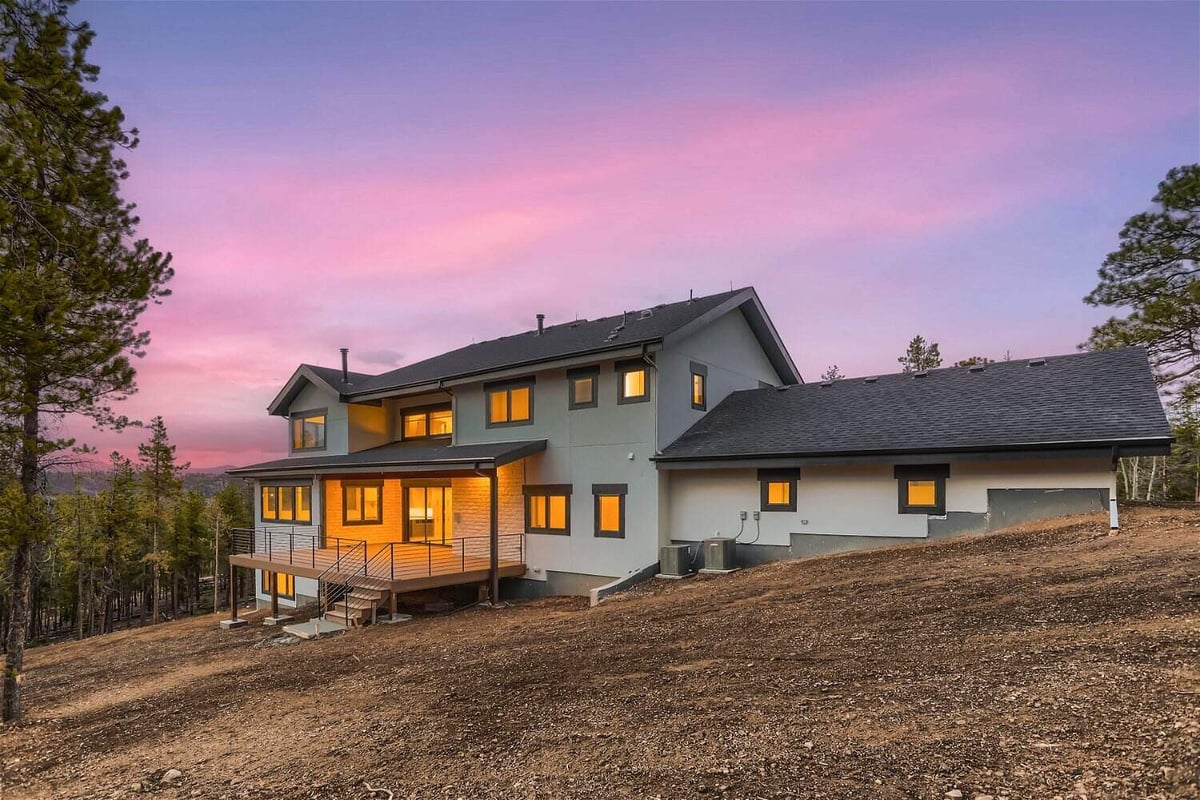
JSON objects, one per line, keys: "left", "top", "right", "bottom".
{"left": 282, "top": 618, "right": 349, "bottom": 639}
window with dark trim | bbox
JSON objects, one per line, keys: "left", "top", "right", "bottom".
{"left": 261, "top": 485, "right": 313, "bottom": 523}
{"left": 758, "top": 469, "right": 799, "bottom": 512}
{"left": 261, "top": 570, "right": 294, "bottom": 599}
{"left": 523, "top": 484, "right": 572, "bottom": 534}
{"left": 593, "top": 483, "right": 627, "bottom": 538}
{"left": 894, "top": 464, "right": 949, "bottom": 515}
{"left": 343, "top": 481, "right": 384, "bottom": 525}
{"left": 290, "top": 409, "right": 326, "bottom": 451}
{"left": 401, "top": 404, "right": 453, "bottom": 440}
{"left": 690, "top": 361, "right": 708, "bottom": 411}
{"left": 616, "top": 359, "right": 650, "bottom": 404}
{"left": 567, "top": 368, "right": 599, "bottom": 410}
{"left": 485, "top": 377, "right": 535, "bottom": 426}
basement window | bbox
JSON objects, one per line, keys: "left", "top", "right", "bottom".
{"left": 261, "top": 571, "right": 294, "bottom": 600}
{"left": 261, "top": 485, "right": 312, "bottom": 523}
{"left": 486, "top": 377, "right": 535, "bottom": 427}
{"left": 758, "top": 469, "right": 799, "bottom": 512}
{"left": 894, "top": 464, "right": 949, "bottom": 515}
{"left": 593, "top": 484, "right": 627, "bottom": 538}
{"left": 524, "top": 485, "right": 572, "bottom": 535}
{"left": 616, "top": 359, "right": 650, "bottom": 404}
{"left": 290, "top": 409, "right": 326, "bottom": 452}
{"left": 343, "top": 481, "right": 384, "bottom": 525}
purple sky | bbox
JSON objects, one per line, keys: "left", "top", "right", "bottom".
{"left": 63, "top": 1, "right": 1199, "bottom": 469}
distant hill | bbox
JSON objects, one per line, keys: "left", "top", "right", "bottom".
{"left": 46, "top": 470, "right": 241, "bottom": 498}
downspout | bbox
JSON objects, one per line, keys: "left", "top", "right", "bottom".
{"left": 1109, "top": 446, "right": 1121, "bottom": 532}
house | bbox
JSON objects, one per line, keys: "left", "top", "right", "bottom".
{"left": 225, "top": 288, "right": 1171, "bottom": 626}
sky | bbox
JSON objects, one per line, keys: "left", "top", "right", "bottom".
{"left": 57, "top": 1, "right": 1200, "bottom": 470}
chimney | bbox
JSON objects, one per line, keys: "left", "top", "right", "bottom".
{"left": 536, "top": 313, "right": 545, "bottom": 335}
{"left": 340, "top": 348, "right": 349, "bottom": 383}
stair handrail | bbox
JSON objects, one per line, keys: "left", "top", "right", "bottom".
{"left": 314, "top": 536, "right": 368, "bottom": 636}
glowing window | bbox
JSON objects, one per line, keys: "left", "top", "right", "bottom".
{"left": 569, "top": 372, "right": 597, "bottom": 409}
{"left": 279, "top": 486, "right": 294, "bottom": 520}
{"left": 429, "top": 408, "right": 453, "bottom": 436}
{"left": 261, "top": 571, "right": 294, "bottom": 599}
{"left": 525, "top": 486, "right": 571, "bottom": 534}
{"left": 262, "top": 486, "right": 277, "bottom": 520}
{"left": 487, "top": 380, "right": 534, "bottom": 426}
{"left": 401, "top": 405, "right": 452, "bottom": 440}
{"left": 759, "top": 470, "right": 799, "bottom": 512}
{"left": 692, "top": 372, "right": 706, "bottom": 410}
{"left": 767, "top": 481, "right": 790, "bottom": 506}
{"left": 344, "top": 482, "right": 383, "bottom": 524}
{"left": 402, "top": 412, "right": 427, "bottom": 439}
{"left": 593, "top": 484, "right": 627, "bottom": 538}
{"left": 622, "top": 369, "right": 646, "bottom": 400}
{"left": 291, "top": 410, "right": 326, "bottom": 451}
{"left": 906, "top": 480, "right": 938, "bottom": 507}
{"left": 895, "top": 465, "right": 948, "bottom": 515}
{"left": 296, "top": 486, "right": 312, "bottom": 523}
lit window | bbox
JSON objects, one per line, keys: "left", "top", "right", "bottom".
{"left": 759, "top": 469, "right": 799, "bottom": 512}
{"left": 568, "top": 369, "right": 598, "bottom": 410}
{"left": 261, "top": 485, "right": 313, "bottom": 523}
{"left": 524, "top": 485, "right": 571, "bottom": 534}
{"left": 894, "top": 465, "right": 949, "bottom": 515}
{"left": 261, "top": 571, "right": 294, "bottom": 599}
{"left": 593, "top": 484, "right": 627, "bottom": 538}
{"left": 290, "top": 410, "right": 326, "bottom": 451}
{"left": 344, "top": 482, "right": 383, "bottom": 524}
{"left": 401, "top": 405, "right": 453, "bottom": 440}
{"left": 486, "top": 379, "right": 535, "bottom": 426}
{"left": 616, "top": 360, "right": 651, "bottom": 405}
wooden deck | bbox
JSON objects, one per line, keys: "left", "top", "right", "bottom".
{"left": 229, "top": 537, "right": 526, "bottom": 593}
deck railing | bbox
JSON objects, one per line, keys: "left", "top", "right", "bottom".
{"left": 360, "top": 534, "right": 525, "bottom": 581}
{"left": 231, "top": 527, "right": 366, "bottom": 570}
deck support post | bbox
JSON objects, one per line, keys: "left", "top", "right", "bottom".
{"left": 220, "top": 563, "right": 246, "bottom": 629}
{"left": 270, "top": 572, "right": 279, "bottom": 618}
{"left": 489, "top": 468, "right": 500, "bottom": 606}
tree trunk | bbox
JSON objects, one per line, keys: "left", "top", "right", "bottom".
{"left": 3, "top": 404, "right": 41, "bottom": 723}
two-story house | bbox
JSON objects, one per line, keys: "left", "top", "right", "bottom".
{"left": 226, "top": 287, "right": 1171, "bottom": 627}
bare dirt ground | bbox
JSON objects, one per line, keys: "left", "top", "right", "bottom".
{"left": 1, "top": 507, "right": 1198, "bottom": 800}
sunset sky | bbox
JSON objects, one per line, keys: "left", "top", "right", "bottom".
{"left": 66, "top": 1, "right": 1199, "bottom": 470}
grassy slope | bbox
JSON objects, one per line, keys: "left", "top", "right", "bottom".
{"left": 1, "top": 507, "right": 1197, "bottom": 799}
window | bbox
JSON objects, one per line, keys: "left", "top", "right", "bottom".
{"left": 401, "top": 405, "right": 453, "bottom": 440}
{"left": 343, "top": 481, "right": 384, "bottom": 525}
{"left": 616, "top": 359, "right": 650, "bottom": 404}
{"left": 567, "top": 368, "right": 599, "bottom": 410}
{"left": 485, "top": 378, "right": 534, "bottom": 426}
{"left": 524, "top": 485, "right": 571, "bottom": 534}
{"left": 690, "top": 361, "right": 708, "bottom": 411}
{"left": 261, "top": 485, "right": 313, "bottom": 523}
{"left": 758, "top": 469, "right": 799, "bottom": 512}
{"left": 290, "top": 410, "right": 326, "bottom": 451}
{"left": 593, "top": 484, "right": 627, "bottom": 538}
{"left": 894, "top": 464, "right": 949, "bottom": 515}
{"left": 260, "top": 571, "right": 294, "bottom": 599}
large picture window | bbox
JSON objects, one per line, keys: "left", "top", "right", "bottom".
{"left": 894, "top": 464, "right": 949, "bottom": 515}
{"left": 343, "top": 481, "right": 384, "bottom": 525}
{"left": 261, "top": 485, "right": 312, "bottom": 523}
{"left": 290, "top": 409, "right": 326, "bottom": 451}
{"left": 401, "top": 405, "right": 453, "bottom": 440}
{"left": 524, "top": 485, "right": 571, "bottom": 534}
{"left": 485, "top": 378, "right": 534, "bottom": 427}
{"left": 593, "top": 483, "right": 627, "bottom": 538}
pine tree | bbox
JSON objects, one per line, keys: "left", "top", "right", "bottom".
{"left": 137, "top": 417, "right": 186, "bottom": 624}
{"left": 955, "top": 355, "right": 994, "bottom": 368}
{"left": 898, "top": 335, "right": 942, "bottom": 373}
{"left": 0, "top": 0, "right": 172, "bottom": 721}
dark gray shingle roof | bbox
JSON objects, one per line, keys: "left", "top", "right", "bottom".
{"left": 228, "top": 439, "right": 547, "bottom": 476}
{"left": 348, "top": 289, "right": 750, "bottom": 395}
{"left": 658, "top": 347, "right": 1171, "bottom": 461}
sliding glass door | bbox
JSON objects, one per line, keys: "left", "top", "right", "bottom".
{"left": 405, "top": 483, "right": 453, "bottom": 544}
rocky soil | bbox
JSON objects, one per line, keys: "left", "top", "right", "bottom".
{"left": 1, "top": 507, "right": 1197, "bottom": 799}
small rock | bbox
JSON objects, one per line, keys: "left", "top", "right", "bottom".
{"left": 161, "top": 768, "right": 183, "bottom": 785}
{"left": 946, "top": 791, "right": 963, "bottom": 800}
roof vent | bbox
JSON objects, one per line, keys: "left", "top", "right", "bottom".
{"left": 1027, "top": 358, "right": 1047, "bottom": 367}
{"left": 639, "top": 308, "right": 653, "bottom": 320}
{"left": 340, "top": 348, "right": 350, "bottom": 384}
{"left": 969, "top": 365, "right": 985, "bottom": 373}
{"left": 819, "top": 380, "right": 833, "bottom": 387}
{"left": 864, "top": 376, "right": 878, "bottom": 384}
{"left": 913, "top": 371, "right": 928, "bottom": 379}
{"left": 536, "top": 313, "right": 545, "bottom": 335}
{"left": 776, "top": 384, "right": 791, "bottom": 392}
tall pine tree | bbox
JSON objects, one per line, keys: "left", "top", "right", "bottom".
{"left": 0, "top": 0, "right": 172, "bottom": 722}
{"left": 898, "top": 335, "right": 942, "bottom": 373}
{"left": 137, "top": 417, "right": 185, "bottom": 625}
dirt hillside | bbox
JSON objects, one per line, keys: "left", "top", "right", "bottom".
{"left": 1, "top": 507, "right": 1198, "bottom": 799}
